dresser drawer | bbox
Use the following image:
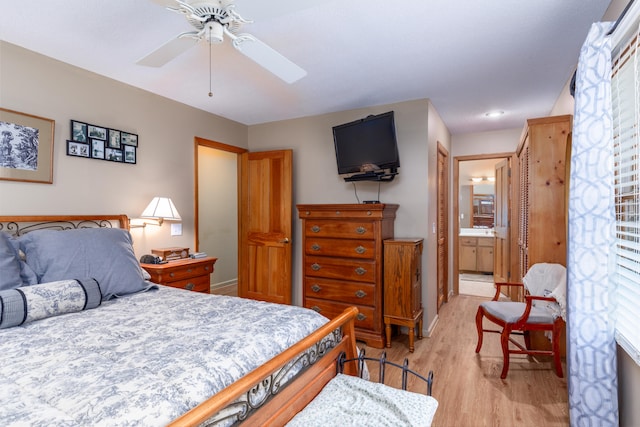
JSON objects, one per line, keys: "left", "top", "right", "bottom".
{"left": 305, "top": 256, "right": 376, "bottom": 283}
{"left": 304, "top": 221, "right": 374, "bottom": 239}
{"left": 164, "top": 275, "right": 210, "bottom": 293}
{"left": 304, "top": 238, "right": 375, "bottom": 259}
{"left": 305, "top": 298, "right": 375, "bottom": 330}
{"left": 304, "top": 277, "right": 375, "bottom": 305}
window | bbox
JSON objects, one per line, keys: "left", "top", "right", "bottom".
{"left": 611, "top": 19, "right": 640, "bottom": 364}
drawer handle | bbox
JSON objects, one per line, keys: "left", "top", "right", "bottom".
{"left": 311, "top": 225, "right": 321, "bottom": 233}
{"left": 356, "top": 313, "right": 367, "bottom": 321}
{"left": 170, "top": 272, "right": 175, "bottom": 278}
{"left": 356, "top": 226, "right": 366, "bottom": 234}
{"left": 311, "top": 284, "right": 322, "bottom": 293}
{"left": 355, "top": 245, "right": 366, "bottom": 254}
{"left": 311, "top": 263, "right": 321, "bottom": 271}
{"left": 205, "top": 266, "right": 210, "bottom": 271}
{"left": 311, "top": 306, "right": 321, "bottom": 313}
{"left": 355, "top": 290, "right": 367, "bottom": 298}
{"left": 186, "top": 268, "right": 193, "bottom": 273}
{"left": 355, "top": 267, "right": 367, "bottom": 276}
{"left": 185, "top": 283, "right": 194, "bottom": 290}
{"left": 311, "top": 243, "right": 321, "bottom": 251}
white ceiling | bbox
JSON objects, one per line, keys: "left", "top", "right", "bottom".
{"left": 0, "top": 0, "right": 612, "bottom": 134}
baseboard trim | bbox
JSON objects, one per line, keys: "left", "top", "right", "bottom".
{"left": 426, "top": 314, "right": 440, "bottom": 338}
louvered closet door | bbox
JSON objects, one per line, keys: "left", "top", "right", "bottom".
{"left": 518, "top": 139, "right": 530, "bottom": 283}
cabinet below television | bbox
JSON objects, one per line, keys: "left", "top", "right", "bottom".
{"left": 297, "top": 203, "right": 398, "bottom": 348}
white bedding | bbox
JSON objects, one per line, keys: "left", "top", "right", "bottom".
{"left": 0, "top": 285, "right": 330, "bottom": 426}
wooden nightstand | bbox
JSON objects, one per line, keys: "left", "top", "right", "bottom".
{"left": 141, "top": 257, "right": 217, "bottom": 294}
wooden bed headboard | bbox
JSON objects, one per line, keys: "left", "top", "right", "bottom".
{"left": 0, "top": 215, "right": 130, "bottom": 237}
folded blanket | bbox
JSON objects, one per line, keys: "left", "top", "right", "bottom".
{"left": 0, "top": 278, "right": 102, "bottom": 329}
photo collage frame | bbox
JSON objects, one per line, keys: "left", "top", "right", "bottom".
{"left": 67, "top": 120, "right": 137, "bottom": 164}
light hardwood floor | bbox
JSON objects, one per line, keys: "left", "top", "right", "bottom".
{"left": 359, "top": 294, "right": 569, "bottom": 427}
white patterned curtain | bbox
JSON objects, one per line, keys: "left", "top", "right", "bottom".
{"left": 568, "top": 22, "right": 618, "bottom": 425}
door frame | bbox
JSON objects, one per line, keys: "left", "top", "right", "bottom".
{"left": 452, "top": 152, "right": 517, "bottom": 296}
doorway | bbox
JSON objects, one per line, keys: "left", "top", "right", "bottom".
{"left": 195, "top": 137, "right": 247, "bottom": 296}
{"left": 453, "top": 153, "right": 516, "bottom": 297}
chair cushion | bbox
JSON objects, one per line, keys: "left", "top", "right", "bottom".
{"left": 480, "top": 301, "right": 555, "bottom": 324}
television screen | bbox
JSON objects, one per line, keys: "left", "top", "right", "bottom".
{"left": 332, "top": 111, "right": 400, "bottom": 176}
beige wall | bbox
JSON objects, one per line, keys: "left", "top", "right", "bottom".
{"left": 248, "top": 98, "right": 451, "bottom": 331}
{"left": 197, "top": 146, "right": 238, "bottom": 288}
{"left": 0, "top": 41, "right": 247, "bottom": 258}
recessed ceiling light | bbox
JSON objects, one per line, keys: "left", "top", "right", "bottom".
{"left": 485, "top": 110, "right": 505, "bottom": 118}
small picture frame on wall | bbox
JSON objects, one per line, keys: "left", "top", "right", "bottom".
{"left": 91, "top": 138, "right": 105, "bottom": 159}
{"left": 121, "top": 132, "right": 138, "bottom": 147}
{"left": 123, "top": 145, "right": 136, "bottom": 164}
{"left": 88, "top": 124, "right": 107, "bottom": 140}
{"left": 71, "top": 120, "right": 88, "bottom": 142}
{"left": 108, "top": 129, "right": 121, "bottom": 148}
{"left": 67, "top": 140, "right": 90, "bottom": 158}
{"left": 105, "top": 147, "right": 123, "bottom": 162}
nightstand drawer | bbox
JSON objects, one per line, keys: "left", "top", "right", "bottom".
{"left": 164, "top": 275, "right": 210, "bottom": 293}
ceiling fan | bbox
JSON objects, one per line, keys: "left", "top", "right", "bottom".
{"left": 137, "top": 0, "right": 307, "bottom": 84}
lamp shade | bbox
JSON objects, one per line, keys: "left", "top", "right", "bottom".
{"left": 140, "top": 197, "right": 181, "bottom": 221}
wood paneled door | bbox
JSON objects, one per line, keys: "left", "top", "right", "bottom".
{"left": 239, "top": 150, "right": 293, "bottom": 305}
{"left": 437, "top": 142, "right": 449, "bottom": 310}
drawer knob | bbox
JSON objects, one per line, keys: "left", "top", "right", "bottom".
{"left": 356, "top": 313, "right": 367, "bottom": 321}
{"left": 311, "top": 306, "right": 321, "bottom": 313}
{"left": 185, "top": 283, "right": 194, "bottom": 290}
{"left": 355, "top": 267, "right": 367, "bottom": 276}
{"left": 356, "top": 226, "right": 366, "bottom": 234}
{"left": 170, "top": 272, "right": 175, "bottom": 278}
{"left": 186, "top": 268, "right": 193, "bottom": 273}
{"left": 355, "top": 245, "right": 366, "bottom": 254}
{"left": 311, "top": 284, "right": 322, "bottom": 293}
{"left": 311, "top": 243, "right": 321, "bottom": 251}
{"left": 355, "top": 290, "right": 367, "bottom": 298}
{"left": 311, "top": 225, "right": 321, "bottom": 233}
{"left": 205, "top": 266, "right": 210, "bottom": 271}
{"left": 311, "top": 263, "right": 321, "bottom": 271}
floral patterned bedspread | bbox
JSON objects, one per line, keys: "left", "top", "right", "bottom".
{"left": 0, "top": 286, "right": 329, "bottom": 426}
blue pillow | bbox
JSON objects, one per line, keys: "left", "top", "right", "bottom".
{"left": 0, "top": 232, "right": 37, "bottom": 290}
{"left": 19, "top": 228, "right": 153, "bottom": 300}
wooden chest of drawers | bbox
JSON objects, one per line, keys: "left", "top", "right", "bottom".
{"left": 141, "top": 257, "right": 217, "bottom": 294}
{"left": 297, "top": 203, "right": 398, "bottom": 348}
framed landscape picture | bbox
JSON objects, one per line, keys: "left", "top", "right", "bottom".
{"left": 0, "top": 108, "right": 55, "bottom": 184}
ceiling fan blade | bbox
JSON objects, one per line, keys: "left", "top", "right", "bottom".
{"left": 136, "top": 36, "right": 199, "bottom": 67}
{"left": 232, "top": 35, "right": 306, "bottom": 83}
{"left": 150, "top": 0, "right": 177, "bottom": 7}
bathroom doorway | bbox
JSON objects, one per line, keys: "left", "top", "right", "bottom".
{"left": 453, "top": 153, "right": 516, "bottom": 297}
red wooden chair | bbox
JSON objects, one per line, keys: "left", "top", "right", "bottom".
{"left": 474, "top": 263, "right": 566, "bottom": 379}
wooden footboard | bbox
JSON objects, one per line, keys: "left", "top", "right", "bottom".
{"left": 168, "top": 306, "right": 360, "bottom": 427}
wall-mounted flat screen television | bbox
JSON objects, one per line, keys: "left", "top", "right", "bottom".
{"left": 332, "top": 111, "right": 400, "bottom": 181}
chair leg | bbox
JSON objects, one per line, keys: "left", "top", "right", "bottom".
{"left": 552, "top": 322, "right": 564, "bottom": 378}
{"left": 475, "top": 307, "right": 485, "bottom": 353}
{"left": 500, "top": 326, "right": 511, "bottom": 379}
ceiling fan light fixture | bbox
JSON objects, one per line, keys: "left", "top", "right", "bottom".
{"left": 206, "top": 21, "right": 224, "bottom": 44}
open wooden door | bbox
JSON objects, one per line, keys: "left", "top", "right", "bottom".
{"left": 238, "top": 150, "right": 292, "bottom": 304}
{"left": 493, "top": 158, "right": 511, "bottom": 285}
{"left": 437, "top": 142, "right": 449, "bottom": 310}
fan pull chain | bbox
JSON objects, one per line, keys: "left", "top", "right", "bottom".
{"left": 208, "top": 25, "right": 213, "bottom": 97}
